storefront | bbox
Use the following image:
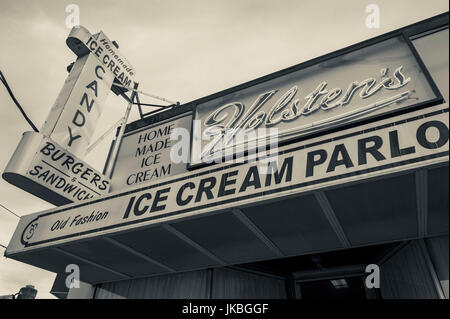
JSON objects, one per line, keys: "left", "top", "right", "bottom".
{"left": 4, "top": 13, "right": 449, "bottom": 299}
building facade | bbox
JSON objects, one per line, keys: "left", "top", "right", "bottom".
{"left": 4, "top": 13, "right": 449, "bottom": 299}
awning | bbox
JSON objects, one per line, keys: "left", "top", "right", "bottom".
{"left": 5, "top": 105, "right": 448, "bottom": 285}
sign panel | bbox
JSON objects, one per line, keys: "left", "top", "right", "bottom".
{"left": 110, "top": 114, "right": 192, "bottom": 191}
{"left": 42, "top": 53, "right": 115, "bottom": 157}
{"left": 2, "top": 26, "right": 135, "bottom": 205}
{"left": 66, "top": 26, "right": 136, "bottom": 87}
{"left": 192, "top": 35, "right": 440, "bottom": 165}
{"left": 6, "top": 106, "right": 448, "bottom": 255}
{"left": 3, "top": 132, "right": 110, "bottom": 206}
{"left": 41, "top": 26, "right": 136, "bottom": 157}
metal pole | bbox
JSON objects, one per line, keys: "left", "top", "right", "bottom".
{"left": 135, "top": 90, "right": 144, "bottom": 119}
{"left": 104, "top": 82, "right": 139, "bottom": 178}
{"left": 112, "top": 83, "right": 176, "bottom": 105}
{"left": 85, "top": 118, "right": 123, "bottom": 154}
{"left": 418, "top": 239, "right": 446, "bottom": 299}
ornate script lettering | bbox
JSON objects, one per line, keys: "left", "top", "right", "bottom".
{"left": 201, "top": 66, "right": 412, "bottom": 160}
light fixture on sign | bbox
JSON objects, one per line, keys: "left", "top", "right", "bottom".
{"left": 330, "top": 279, "right": 349, "bottom": 289}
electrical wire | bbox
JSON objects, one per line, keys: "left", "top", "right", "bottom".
{"left": 0, "top": 70, "right": 39, "bottom": 133}
{"left": 0, "top": 204, "right": 20, "bottom": 218}
{"left": 0, "top": 204, "right": 20, "bottom": 249}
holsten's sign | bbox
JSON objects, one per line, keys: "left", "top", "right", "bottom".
{"left": 110, "top": 114, "right": 191, "bottom": 191}
{"left": 3, "top": 132, "right": 110, "bottom": 206}
{"left": 6, "top": 105, "right": 448, "bottom": 255}
{"left": 192, "top": 35, "right": 438, "bottom": 164}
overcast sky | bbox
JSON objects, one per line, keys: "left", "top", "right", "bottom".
{"left": 0, "top": 0, "right": 448, "bottom": 299}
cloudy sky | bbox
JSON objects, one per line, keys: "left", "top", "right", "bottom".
{"left": 0, "top": 0, "right": 448, "bottom": 299}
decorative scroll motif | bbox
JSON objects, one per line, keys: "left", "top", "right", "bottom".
{"left": 21, "top": 218, "right": 39, "bottom": 245}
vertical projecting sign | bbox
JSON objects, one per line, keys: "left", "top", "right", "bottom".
{"left": 3, "top": 26, "right": 136, "bottom": 205}
{"left": 42, "top": 26, "right": 136, "bottom": 157}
